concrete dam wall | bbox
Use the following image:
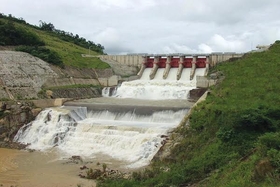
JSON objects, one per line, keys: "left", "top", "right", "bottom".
{"left": 98, "top": 52, "right": 243, "bottom": 67}
{"left": 97, "top": 53, "right": 243, "bottom": 87}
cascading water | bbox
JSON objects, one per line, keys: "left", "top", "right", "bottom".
{"left": 14, "top": 106, "right": 188, "bottom": 168}
{"left": 14, "top": 67, "right": 203, "bottom": 169}
{"left": 103, "top": 67, "right": 206, "bottom": 100}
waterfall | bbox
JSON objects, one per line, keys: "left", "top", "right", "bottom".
{"left": 102, "top": 68, "right": 206, "bottom": 100}
{"left": 14, "top": 106, "right": 188, "bottom": 168}
{"left": 14, "top": 67, "right": 204, "bottom": 169}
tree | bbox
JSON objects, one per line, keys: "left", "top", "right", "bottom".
{"left": 39, "top": 20, "right": 55, "bottom": 31}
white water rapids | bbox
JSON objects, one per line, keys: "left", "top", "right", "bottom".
{"left": 14, "top": 107, "right": 188, "bottom": 168}
{"left": 14, "top": 67, "right": 205, "bottom": 169}
{"left": 103, "top": 68, "right": 206, "bottom": 99}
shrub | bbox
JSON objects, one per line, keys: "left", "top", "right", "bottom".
{"left": 259, "top": 132, "right": 280, "bottom": 150}
{"left": 0, "top": 20, "right": 44, "bottom": 46}
{"left": 15, "top": 46, "right": 64, "bottom": 67}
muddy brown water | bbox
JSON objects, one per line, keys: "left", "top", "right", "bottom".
{"left": 0, "top": 148, "right": 134, "bottom": 187}
{"left": 0, "top": 98, "right": 193, "bottom": 186}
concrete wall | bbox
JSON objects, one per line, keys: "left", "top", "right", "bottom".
{"left": 32, "top": 98, "right": 71, "bottom": 108}
{"left": 210, "top": 53, "right": 243, "bottom": 66}
{"left": 98, "top": 53, "right": 243, "bottom": 88}
{"left": 99, "top": 53, "right": 244, "bottom": 67}
{"left": 99, "top": 55, "right": 143, "bottom": 66}
{"left": 196, "top": 76, "right": 216, "bottom": 88}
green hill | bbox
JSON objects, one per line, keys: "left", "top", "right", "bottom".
{"left": 99, "top": 42, "right": 280, "bottom": 187}
{"left": 0, "top": 13, "right": 109, "bottom": 69}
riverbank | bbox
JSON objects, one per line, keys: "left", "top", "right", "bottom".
{"left": 0, "top": 148, "right": 97, "bottom": 187}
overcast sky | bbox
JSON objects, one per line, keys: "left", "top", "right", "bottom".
{"left": 1, "top": 0, "right": 280, "bottom": 54}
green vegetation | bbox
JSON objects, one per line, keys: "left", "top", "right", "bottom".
{"left": 45, "top": 84, "right": 102, "bottom": 90}
{"left": 15, "top": 45, "right": 64, "bottom": 67}
{"left": 39, "top": 21, "right": 105, "bottom": 54}
{"left": 98, "top": 41, "right": 280, "bottom": 187}
{"left": 0, "top": 13, "right": 110, "bottom": 69}
{"left": 0, "top": 19, "right": 44, "bottom": 46}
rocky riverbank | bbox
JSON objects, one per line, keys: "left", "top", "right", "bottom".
{"left": 0, "top": 101, "right": 41, "bottom": 149}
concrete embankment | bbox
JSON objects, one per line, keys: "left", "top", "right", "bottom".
{"left": 0, "top": 51, "right": 116, "bottom": 100}
{"left": 65, "top": 97, "right": 195, "bottom": 115}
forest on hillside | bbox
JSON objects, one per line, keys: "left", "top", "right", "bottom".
{"left": 0, "top": 13, "right": 105, "bottom": 54}
{"left": 0, "top": 13, "right": 107, "bottom": 68}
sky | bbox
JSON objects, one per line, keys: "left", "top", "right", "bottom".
{"left": 1, "top": 0, "right": 280, "bottom": 54}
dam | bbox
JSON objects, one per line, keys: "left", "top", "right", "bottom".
{"left": 13, "top": 52, "right": 243, "bottom": 170}
{"left": 101, "top": 54, "right": 210, "bottom": 100}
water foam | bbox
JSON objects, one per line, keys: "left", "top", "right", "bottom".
{"left": 14, "top": 67, "right": 204, "bottom": 168}
{"left": 103, "top": 68, "right": 206, "bottom": 100}
{"left": 14, "top": 107, "right": 188, "bottom": 168}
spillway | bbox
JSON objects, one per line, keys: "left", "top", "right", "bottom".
{"left": 14, "top": 65, "right": 206, "bottom": 169}
{"left": 14, "top": 106, "right": 188, "bottom": 168}
{"left": 105, "top": 67, "right": 206, "bottom": 100}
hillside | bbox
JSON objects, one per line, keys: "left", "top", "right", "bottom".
{"left": 0, "top": 13, "right": 109, "bottom": 69}
{"left": 0, "top": 14, "right": 116, "bottom": 100}
{"left": 99, "top": 41, "right": 280, "bottom": 187}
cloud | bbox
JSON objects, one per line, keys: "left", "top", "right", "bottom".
{"left": 1, "top": 0, "right": 279, "bottom": 54}
{"left": 161, "top": 44, "right": 197, "bottom": 54}
{"left": 198, "top": 44, "right": 213, "bottom": 53}
{"left": 93, "top": 27, "right": 131, "bottom": 54}
{"left": 208, "top": 34, "right": 246, "bottom": 52}
{"left": 89, "top": 0, "right": 156, "bottom": 11}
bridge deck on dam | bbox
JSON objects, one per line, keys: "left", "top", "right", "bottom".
{"left": 64, "top": 97, "right": 194, "bottom": 115}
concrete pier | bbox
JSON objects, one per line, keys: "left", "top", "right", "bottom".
{"left": 150, "top": 56, "right": 159, "bottom": 79}
{"left": 163, "top": 56, "right": 171, "bottom": 79}
{"left": 190, "top": 56, "right": 197, "bottom": 80}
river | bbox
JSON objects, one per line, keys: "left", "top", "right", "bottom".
{"left": 0, "top": 148, "right": 97, "bottom": 187}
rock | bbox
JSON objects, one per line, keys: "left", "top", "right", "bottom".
{"left": 70, "top": 155, "right": 83, "bottom": 164}
{"left": 20, "top": 112, "right": 27, "bottom": 123}
{"left": 78, "top": 174, "right": 86, "bottom": 178}
{"left": 80, "top": 165, "right": 88, "bottom": 170}
{"left": 31, "top": 108, "right": 42, "bottom": 117}
{"left": 189, "top": 88, "right": 207, "bottom": 101}
{"left": 4, "top": 110, "right": 11, "bottom": 114}
{"left": 0, "top": 102, "right": 6, "bottom": 111}
{"left": 46, "top": 90, "right": 53, "bottom": 99}
{"left": 4, "top": 137, "right": 9, "bottom": 142}
{"left": 0, "top": 101, "right": 36, "bottom": 148}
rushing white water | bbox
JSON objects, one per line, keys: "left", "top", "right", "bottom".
{"left": 14, "top": 67, "right": 205, "bottom": 169}
{"left": 14, "top": 107, "right": 188, "bottom": 168}
{"left": 105, "top": 68, "right": 206, "bottom": 100}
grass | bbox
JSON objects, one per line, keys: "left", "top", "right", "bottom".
{"left": 98, "top": 41, "right": 280, "bottom": 187}
{"left": 27, "top": 27, "right": 110, "bottom": 68}
{"left": 0, "top": 17, "right": 110, "bottom": 69}
{"left": 44, "top": 84, "right": 102, "bottom": 90}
